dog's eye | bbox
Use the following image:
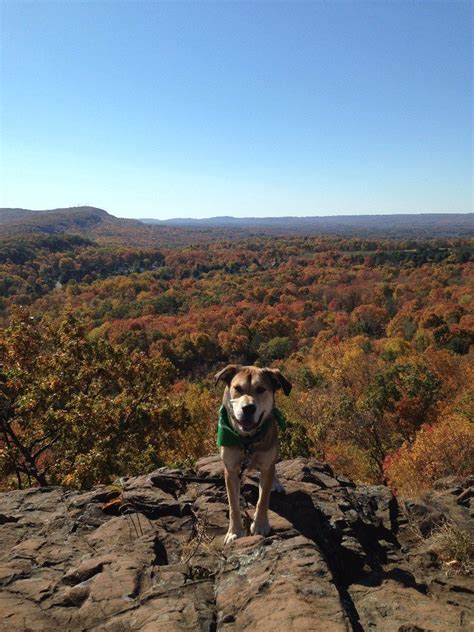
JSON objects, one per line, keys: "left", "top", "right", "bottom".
{"left": 234, "top": 385, "right": 243, "bottom": 394}
{"left": 256, "top": 387, "right": 266, "bottom": 394}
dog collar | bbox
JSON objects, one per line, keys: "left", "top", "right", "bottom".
{"left": 216, "top": 405, "right": 286, "bottom": 448}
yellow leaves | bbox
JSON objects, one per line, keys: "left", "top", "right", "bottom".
{"left": 379, "top": 337, "right": 411, "bottom": 360}
{"left": 62, "top": 473, "right": 80, "bottom": 487}
{"left": 385, "top": 412, "right": 474, "bottom": 496}
{"left": 311, "top": 336, "right": 378, "bottom": 395}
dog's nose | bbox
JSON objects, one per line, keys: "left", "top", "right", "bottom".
{"left": 242, "top": 403, "right": 256, "bottom": 415}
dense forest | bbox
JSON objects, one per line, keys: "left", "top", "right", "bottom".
{"left": 0, "top": 217, "right": 472, "bottom": 494}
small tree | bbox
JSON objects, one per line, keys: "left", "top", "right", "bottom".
{"left": 0, "top": 310, "right": 181, "bottom": 489}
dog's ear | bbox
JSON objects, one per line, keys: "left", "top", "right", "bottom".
{"left": 264, "top": 368, "right": 292, "bottom": 396}
{"left": 214, "top": 364, "right": 241, "bottom": 386}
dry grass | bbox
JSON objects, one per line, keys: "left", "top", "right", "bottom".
{"left": 180, "top": 509, "right": 224, "bottom": 565}
{"left": 429, "top": 520, "right": 473, "bottom": 576}
{"left": 400, "top": 500, "right": 473, "bottom": 577}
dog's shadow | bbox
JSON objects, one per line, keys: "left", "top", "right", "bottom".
{"left": 239, "top": 475, "right": 404, "bottom": 632}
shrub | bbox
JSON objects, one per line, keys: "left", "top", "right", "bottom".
{"left": 384, "top": 412, "right": 474, "bottom": 495}
{"left": 279, "top": 419, "right": 311, "bottom": 460}
{"left": 324, "top": 441, "right": 375, "bottom": 483}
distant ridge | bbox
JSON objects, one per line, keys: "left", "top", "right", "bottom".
{"left": 0, "top": 207, "right": 472, "bottom": 240}
{"left": 140, "top": 212, "right": 472, "bottom": 224}
{"left": 139, "top": 212, "right": 474, "bottom": 237}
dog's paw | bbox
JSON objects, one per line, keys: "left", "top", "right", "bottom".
{"left": 224, "top": 528, "right": 244, "bottom": 545}
{"left": 271, "top": 476, "right": 286, "bottom": 494}
{"left": 250, "top": 519, "right": 271, "bottom": 537}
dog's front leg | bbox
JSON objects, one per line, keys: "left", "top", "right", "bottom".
{"left": 251, "top": 463, "right": 274, "bottom": 537}
{"left": 224, "top": 464, "right": 244, "bottom": 544}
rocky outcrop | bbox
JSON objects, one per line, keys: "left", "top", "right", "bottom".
{"left": 0, "top": 457, "right": 472, "bottom": 631}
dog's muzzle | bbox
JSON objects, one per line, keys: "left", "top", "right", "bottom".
{"left": 238, "top": 408, "right": 265, "bottom": 432}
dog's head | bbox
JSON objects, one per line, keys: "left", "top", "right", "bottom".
{"left": 215, "top": 364, "right": 292, "bottom": 435}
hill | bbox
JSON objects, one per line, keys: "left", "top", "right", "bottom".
{"left": 0, "top": 206, "right": 161, "bottom": 245}
{"left": 0, "top": 456, "right": 472, "bottom": 631}
{"left": 0, "top": 206, "right": 110, "bottom": 229}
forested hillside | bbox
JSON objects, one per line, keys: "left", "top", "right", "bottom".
{"left": 2, "top": 206, "right": 473, "bottom": 242}
{"left": 0, "top": 228, "right": 472, "bottom": 493}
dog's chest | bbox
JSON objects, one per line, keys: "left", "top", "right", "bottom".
{"left": 240, "top": 446, "right": 269, "bottom": 473}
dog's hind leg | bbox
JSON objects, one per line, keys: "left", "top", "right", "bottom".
{"left": 271, "top": 474, "right": 285, "bottom": 494}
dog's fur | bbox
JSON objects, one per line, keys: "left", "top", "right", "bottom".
{"left": 215, "top": 364, "right": 292, "bottom": 544}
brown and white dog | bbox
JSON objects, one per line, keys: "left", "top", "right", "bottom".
{"left": 215, "top": 364, "right": 292, "bottom": 544}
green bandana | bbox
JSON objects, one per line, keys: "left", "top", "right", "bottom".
{"left": 216, "top": 405, "right": 286, "bottom": 448}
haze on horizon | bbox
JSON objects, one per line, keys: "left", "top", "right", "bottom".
{"left": 0, "top": 1, "right": 472, "bottom": 220}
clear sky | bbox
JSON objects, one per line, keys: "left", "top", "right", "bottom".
{"left": 0, "top": 1, "right": 472, "bottom": 219}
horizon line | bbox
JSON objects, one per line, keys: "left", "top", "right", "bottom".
{"left": 1, "top": 205, "right": 472, "bottom": 221}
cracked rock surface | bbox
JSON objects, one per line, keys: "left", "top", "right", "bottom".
{"left": 0, "top": 457, "right": 472, "bottom": 631}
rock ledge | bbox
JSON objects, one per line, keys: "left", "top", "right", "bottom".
{"left": 0, "top": 457, "right": 472, "bottom": 631}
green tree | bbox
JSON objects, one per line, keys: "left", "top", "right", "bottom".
{"left": 258, "top": 336, "right": 293, "bottom": 362}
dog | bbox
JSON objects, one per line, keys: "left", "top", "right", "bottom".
{"left": 215, "top": 364, "right": 292, "bottom": 544}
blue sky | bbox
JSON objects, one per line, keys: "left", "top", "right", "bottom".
{"left": 0, "top": 1, "right": 472, "bottom": 219}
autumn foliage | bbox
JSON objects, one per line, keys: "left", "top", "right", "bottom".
{"left": 0, "top": 232, "right": 472, "bottom": 491}
{"left": 385, "top": 412, "right": 474, "bottom": 495}
{"left": 0, "top": 312, "right": 216, "bottom": 489}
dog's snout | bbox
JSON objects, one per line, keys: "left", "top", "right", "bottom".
{"left": 242, "top": 403, "right": 256, "bottom": 415}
